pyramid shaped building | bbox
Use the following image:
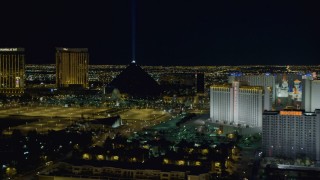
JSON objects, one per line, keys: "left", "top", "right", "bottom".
{"left": 108, "top": 62, "right": 161, "bottom": 98}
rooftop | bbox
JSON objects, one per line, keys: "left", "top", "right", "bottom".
{"left": 56, "top": 47, "right": 88, "bottom": 52}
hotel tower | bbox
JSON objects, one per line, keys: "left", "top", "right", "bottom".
{"left": 210, "top": 81, "right": 271, "bottom": 127}
{"left": 0, "top": 48, "right": 25, "bottom": 95}
{"left": 56, "top": 48, "right": 89, "bottom": 88}
{"left": 263, "top": 110, "right": 320, "bottom": 162}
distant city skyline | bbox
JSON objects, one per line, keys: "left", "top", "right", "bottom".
{"left": 0, "top": 1, "right": 319, "bottom": 66}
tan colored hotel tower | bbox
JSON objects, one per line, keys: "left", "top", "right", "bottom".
{"left": 0, "top": 48, "right": 25, "bottom": 95}
{"left": 56, "top": 48, "right": 89, "bottom": 88}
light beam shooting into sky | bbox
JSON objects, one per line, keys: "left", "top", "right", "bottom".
{"left": 131, "top": 0, "right": 136, "bottom": 63}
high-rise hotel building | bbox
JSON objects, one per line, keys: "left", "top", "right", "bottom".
{"left": 210, "top": 81, "right": 271, "bottom": 127}
{"left": 303, "top": 79, "right": 320, "bottom": 112}
{"left": 56, "top": 48, "right": 89, "bottom": 88}
{"left": 228, "top": 73, "right": 275, "bottom": 104}
{"left": 262, "top": 78, "right": 320, "bottom": 162}
{"left": 0, "top": 48, "right": 25, "bottom": 95}
{"left": 262, "top": 110, "right": 320, "bottom": 162}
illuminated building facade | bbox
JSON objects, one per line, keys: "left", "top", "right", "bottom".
{"left": 228, "top": 74, "right": 275, "bottom": 105}
{"left": 0, "top": 48, "right": 25, "bottom": 95}
{"left": 303, "top": 79, "right": 320, "bottom": 112}
{"left": 310, "top": 80, "right": 320, "bottom": 112}
{"left": 210, "top": 81, "right": 270, "bottom": 127}
{"left": 56, "top": 48, "right": 89, "bottom": 88}
{"left": 262, "top": 110, "right": 320, "bottom": 162}
{"left": 38, "top": 162, "right": 209, "bottom": 180}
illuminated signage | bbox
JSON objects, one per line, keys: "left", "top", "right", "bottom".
{"left": 280, "top": 111, "right": 302, "bottom": 116}
{"left": 15, "top": 77, "right": 20, "bottom": 88}
{"left": 0, "top": 48, "right": 18, "bottom": 52}
{"left": 313, "top": 72, "right": 317, "bottom": 79}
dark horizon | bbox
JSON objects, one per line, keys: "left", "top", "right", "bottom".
{"left": 0, "top": 0, "right": 319, "bottom": 66}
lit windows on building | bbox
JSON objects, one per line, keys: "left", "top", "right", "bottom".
{"left": 262, "top": 110, "right": 320, "bottom": 162}
{"left": 210, "top": 81, "right": 270, "bottom": 127}
{"left": 0, "top": 48, "right": 25, "bottom": 95}
{"left": 56, "top": 48, "right": 89, "bottom": 88}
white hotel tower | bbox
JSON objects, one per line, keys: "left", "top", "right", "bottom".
{"left": 303, "top": 79, "right": 320, "bottom": 112}
{"left": 210, "top": 81, "right": 271, "bottom": 127}
{"left": 228, "top": 73, "right": 275, "bottom": 104}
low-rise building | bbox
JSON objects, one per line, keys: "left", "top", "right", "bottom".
{"left": 38, "top": 161, "right": 210, "bottom": 180}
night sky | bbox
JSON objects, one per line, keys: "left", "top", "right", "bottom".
{"left": 0, "top": 0, "right": 319, "bottom": 66}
